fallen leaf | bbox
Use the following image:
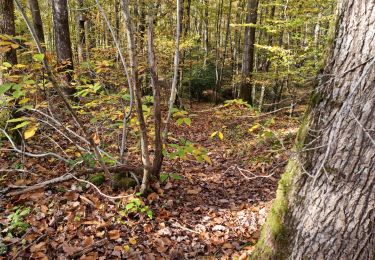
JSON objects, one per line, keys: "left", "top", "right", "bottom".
{"left": 62, "top": 242, "right": 80, "bottom": 256}
{"left": 129, "top": 237, "right": 137, "bottom": 245}
{"left": 108, "top": 230, "right": 120, "bottom": 240}
{"left": 186, "top": 188, "right": 202, "bottom": 195}
{"left": 30, "top": 242, "right": 47, "bottom": 253}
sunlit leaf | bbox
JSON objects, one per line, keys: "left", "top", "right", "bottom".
{"left": 32, "top": 53, "right": 45, "bottom": 62}
{"left": 24, "top": 124, "right": 38, "bottom": 139}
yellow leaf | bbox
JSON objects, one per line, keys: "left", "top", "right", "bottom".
{"left": 218, "top": 131, "right": 224, "bottom": 140}
{"left": 210, "top": 131, "right": 218, "bottom": 138}
{"left": 202, "top": 155, "right": 212, "bottom": 165}
{"left": 19, "top": 98, "right": 30, "bottom": 105}
{"left": 129, "top": 237, "right": 137, "bottom": 245}
{"left": 248, "top": 124, "right": 260, "bottom": 132}
{"left": 123, "top": 245, "right": 130, "bottom": 252}
{"left": 24, "top": 124, "right": 38, "bottom": 139}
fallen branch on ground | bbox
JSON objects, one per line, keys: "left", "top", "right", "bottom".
{"left": 5, "top": 164, "right": 143, "bottom": 197}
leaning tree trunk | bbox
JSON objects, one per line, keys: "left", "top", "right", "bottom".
{"left": 252, "top": 1, "right": 375, "bottom": 259}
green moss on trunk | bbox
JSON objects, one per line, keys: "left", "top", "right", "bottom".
{"left": 251, "top": 115, "right": 310, "bottom": 259}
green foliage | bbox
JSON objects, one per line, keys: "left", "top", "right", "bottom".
{"left": 74, "top": 82, "right": 102, "bottom": 97}
{"left": 164, "top": 139, "right": 211, "bottom": 164}
{"left": 160, "top": 172, "right": 183, "bottom": 183}
{"left": 6, "top": 207, "right": 30, "bottom": 237}
{"left": 224, "top": 99, "right": 252, "bottom": 109}
{"left": 172, "top": 108, "right": 192, "bottom": 126}
{"left": 186, "top": 61, "right": 216, "bottom": 100}
{"left": 120, "top": 198, "right": 153, "bottom": 219}
{"left": 88, "top": 173, "right": 105, "bottom": 186}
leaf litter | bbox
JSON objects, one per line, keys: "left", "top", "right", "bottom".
{"left": 0, "top": 103, "right": 301, "bottom": 259}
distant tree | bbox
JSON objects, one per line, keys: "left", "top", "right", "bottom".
{"left": 76, "top": 0, "right": 86, "bottom": 63}
{"left": 240, "top": 0, "right": 258, "bottom": 104}
{"left": 52, "top": 0, "right": 74, "bottom": 95}
{"left": 28, "top": 0, "right": 45, "bottom": 44}
{"left": 252, "top": 0, "right": 375, "bottom": 259}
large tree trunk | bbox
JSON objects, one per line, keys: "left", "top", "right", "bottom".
{"left": 52, "top": 0, "right": 74, "bottom": 95}
{"left": 0, "top": 0, "right": 17, "bottom": 65}
{"left": 239, "top": 0, "right": 258, "bottom": 104}
{"left": 252, "top": 1, "right": 375, "bottom": 259}
{"left": 28, "top": 0, "right": 45, "bottom": 44}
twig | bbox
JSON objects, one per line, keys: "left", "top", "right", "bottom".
{"left": 68, "top": 173, "right": 136, "bottom": 200}
{"left": 236, "top": 106, "right": 292, "bottom": 119}
{"left": 0, "top": 129, "right": 69, "bottom": 163}
{"left": 6, "top": 164, "right": 142, "bottom": 197}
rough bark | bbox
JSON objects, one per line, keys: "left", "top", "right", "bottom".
{"left": 28, "top": 0, "right": 45, "bottom": 44}
{"left": 240, "top": 0, "right": 258, "bottom": 104}
{"left": 0, "top": 0, "right": 17, "bottom": 65}
{"left": 52, "top": 0, "right": 74, "bottom": 91}
{"left": 253, "top": 1, "right": 375, "bottom": 259}
{"left": 76, "top": 0, "right": 86, "bottom": 63}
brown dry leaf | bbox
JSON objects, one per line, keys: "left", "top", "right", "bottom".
{"left": 147, "top": 192, "right": 159, "bottom": 201}
{"left": 40, "top": 205, "right": 48, "bottom": 214}
{"left": 30, "top": 242, "right": 47, "bottom": 253}
{"left": 143, "top": 223, "right": 153, "bottom": 233}
{"left": 211, "top": 236, "right": 225, "bottom": 246}
{"left": 154, "top": 237, "right": 171, "bottom": 253}
{"left": 82, "top": 236, "right": 94, "bottom": 247}
{"left": 19, "top": 190, "right": 44, "bottom": 200}
{"left": 62, "top": 242, "right": 80, "bottom": 256}
{"left": 80, "top": 195, "right": 95, "bottom": 206}
{"left": 186, "top": 188, "right": 202, "bottom": 195}
{"left": 108, "top": 229, "right": 120, "bottom": 240}
{"left": 92, "top": 133, "right": 100, "bottom": 145}
{"left": 30, "top": 251, "right": 48, "bottom": 260}
{"left": 222, "top": 243, "right": 233, "bottom": 249}
{"left": 80, "top": 253, "right": 98, "bottom": 260}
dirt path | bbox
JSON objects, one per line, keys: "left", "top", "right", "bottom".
{"left": 0, "top": 103, "right": 299, "bottom": 259}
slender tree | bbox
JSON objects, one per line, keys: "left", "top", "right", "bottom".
{"left": 253, "top": 0, "right": 375, "bottom": 258}
{"left": 76, "top": 0, "right": 86, "bottom": 63}
{"left": 28, "top": 0, "right": 45, "bottom": 44}
{"left": 121, "top": 0, "right": 152, "bottom": 194}
{"left": 240, "top": 0, "right": 259, "bottom": 104}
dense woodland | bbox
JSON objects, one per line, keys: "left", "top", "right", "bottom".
{"left": 0, "top": 0, "right": 374, "bottom": 259}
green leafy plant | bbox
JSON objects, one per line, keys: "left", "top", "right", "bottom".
{"left": 122, "top": 198, "right": 153, "bottom": 219}
{"left": 6, "top": 207, "right": 30, "bottom": 237}
{"left": 224, "top": 99, "right": 252, "bottom": 109}
{"left": 164, "top": 139, "right": 211, "bottom": 164}
{"left": 160, "top": 172, "right": 183, "bottom": 183}
{"left": 172, "top": 108, "right": 192, "bottom": 126}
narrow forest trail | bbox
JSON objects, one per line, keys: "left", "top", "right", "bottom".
{"left": 0, "top": 103, "right": 300, "bottom": 259}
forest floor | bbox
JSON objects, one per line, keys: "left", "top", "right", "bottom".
{"left": 0, "top": 102, "right": 302, "bottom": 259}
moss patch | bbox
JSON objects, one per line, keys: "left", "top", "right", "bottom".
{"left": 251, "top": 115, "right": 310, "bottom": 259}
{"left": 88, "top": 173, "right": 105, "bottom": 186}
{"left": 112, "top": 173, "right": 137, "bottom": 191}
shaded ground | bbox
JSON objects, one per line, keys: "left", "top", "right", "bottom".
{"left": 0, "top": 102, "right": 301, "bottom": 259}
